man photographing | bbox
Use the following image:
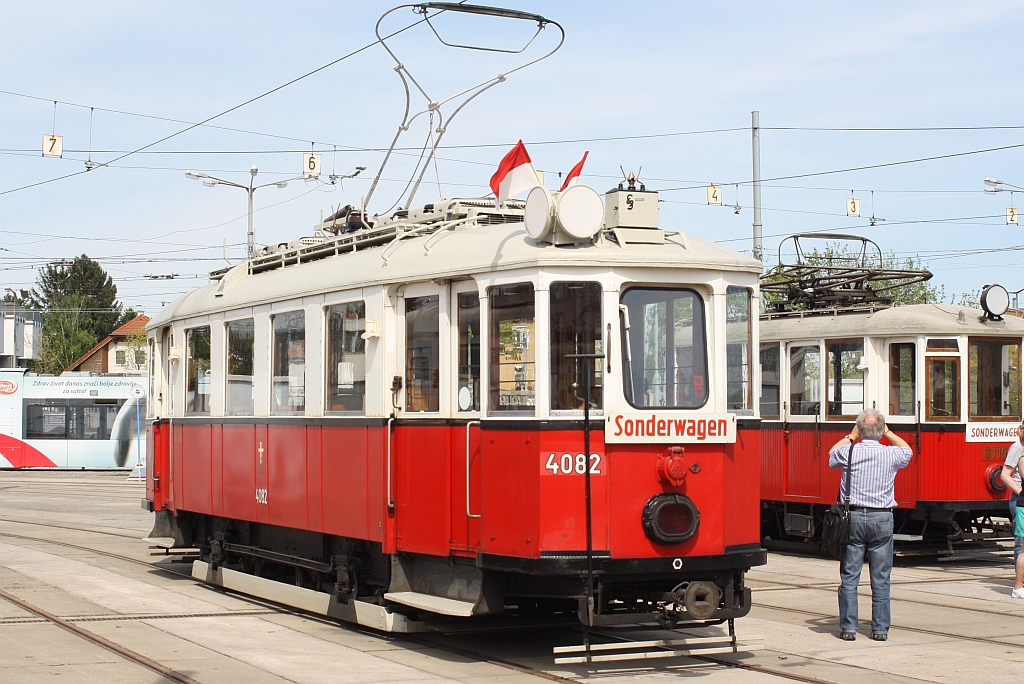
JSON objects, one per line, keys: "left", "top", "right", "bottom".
{"left": 829, "top": 408, "right": 913, "bottom": 642}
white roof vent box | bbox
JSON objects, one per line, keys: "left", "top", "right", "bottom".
{"left": 604, "top": 171, "right": 661, "bottom": 244}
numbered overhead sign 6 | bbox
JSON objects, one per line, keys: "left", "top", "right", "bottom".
{"left": 846, "top": 197, "right": 861, "bottom": 217}
{"left": 303, "top": 152, "right": 321, "bottom": 177}
{"left": 1009, "top": 207, "right": 1019, "bottom": 225}
{"left": 42, "top": 134, "right": 63, "bottom": 158}
{"left": 706, "top": 185, "right": 722, "bottom": 205}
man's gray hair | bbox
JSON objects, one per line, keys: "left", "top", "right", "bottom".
{"left": 856, "top": 408, "right": 887, "bottom": 440}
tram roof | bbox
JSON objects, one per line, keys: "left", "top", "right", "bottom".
{"left": 760, "top": 303, "right": 1024, "bottom": 341}
{"left": 148, "top": 220, "right": 759, "bottom": 328}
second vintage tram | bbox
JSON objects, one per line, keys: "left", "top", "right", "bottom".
{"left": 144, "top": 178, "right": 767, "bottom": 638}
{"left": 755, "top": 234, "right": 1021, "bottom": 553}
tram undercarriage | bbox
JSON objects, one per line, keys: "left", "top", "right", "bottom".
{"left": 762, "top": 500, "right": 1014, "bottom": 558}
{"left": 159, "top": 511, "right": 755, "bottom": 631}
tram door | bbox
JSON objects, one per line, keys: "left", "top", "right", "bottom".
{"left": 452, "top": 285, "right": 483, "bottom": 553}
{"left": 785, "top": 343, "right": 822, "bottom": 498}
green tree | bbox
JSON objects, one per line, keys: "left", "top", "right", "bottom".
{"left": 39, "top": 294, "right": 98, "bottom": 374}
{"left": 30, "top": 255, "right": 123, "bottom": 340}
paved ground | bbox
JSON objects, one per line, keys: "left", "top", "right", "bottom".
{"left": 1, "top": 470, "right": 1021, "bottom": 683}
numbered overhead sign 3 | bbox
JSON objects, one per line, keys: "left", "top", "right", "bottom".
{"left": 1008, "top": 207, "right": 1019, "bottom": 225}
{"left": 706, "top": 185, "right": 722, "bottom": 205}
{"left": 303, "top": 152, "right": 321, "bottom": 178}
{"left": 42, "top": 134, "right": 63, "bottom": 158}
{"left": 846, "top": 197, "right": 861, "bottom": 217}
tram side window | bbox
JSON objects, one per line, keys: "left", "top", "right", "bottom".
{"left": 186, "top": 326, "right": 211, "bottom": 414}
{"left": 226, "top": 319, "right": 254, "bottom": 414}
{"left": 790, "top": 345, "right": 820, "bottom": 415}
{"left": 550, "top": 282, "right": 602, "bottom": 412}
{"left": 272, "top": 312, "right": 306, "bottom": 414}
{"left": 826, "top": 339, "right": 864, "bottom": 418}
{"left": 969, "top": 338, "right": 1021, "bottom": 419}
{"left": 406, "top": 296, "right": 440, "bottom": 412}
{"left": 888, "top": 343, "right": 916, "bottom": 416}
{"left": 457, "top": 292, "right": 481, "bottom": 412}
{"left": 927, "top": 358, "right": 959, "bottom": 421}
{"left": 327, "top": 302, "right": 366, "bottom": 413}
{"left": 620, "top": 288, "right": 708, "bottom": 409}
{"left": 760, "top": 343, "right": 780, "bottom": 419}
{"left": 726, "top": 287, "right": 752, "bottom": 412}
{"left": 489, "top": 283, "right": 535, "bottom": 412}
{"left": 25, "top": 399, "right": 124, "bottom": 440}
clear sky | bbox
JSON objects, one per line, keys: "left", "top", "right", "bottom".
{"left": 2, "top": 1, "right": 1023, "bottom": 312}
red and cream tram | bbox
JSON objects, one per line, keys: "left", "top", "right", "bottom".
{"left": 144, "top": 179, "right": 766, "bottom": 633}
{"left": 755, "top": 234, "right": 1022, "bottom": 552}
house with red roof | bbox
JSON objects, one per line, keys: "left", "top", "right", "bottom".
{"left": 65, "top": 314, "right": 150, "bottom": 375}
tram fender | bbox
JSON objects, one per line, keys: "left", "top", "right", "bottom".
{"left": 389, "top": 553, "right": 503, "bottom": 615}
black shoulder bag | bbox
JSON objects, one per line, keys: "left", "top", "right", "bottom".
{"left": 822, "top": 444, "right": 855, "bottom": 545}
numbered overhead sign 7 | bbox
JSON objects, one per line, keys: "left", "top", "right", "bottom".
{"left": 846, "top": 197, "right": 861, "bottom": 217}
{"left": 42, "top": 134, "right": 63, "bottom": 158}
{"left": 303, "top": 152, "right": 321, "bottom": 177}
{"left": 1009, "top": 207, "right": 1019, "bottom": 225}
{"left": 706, "top": 185, "right": 722, "bottom": 205}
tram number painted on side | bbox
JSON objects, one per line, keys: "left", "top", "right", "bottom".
{"left": 545, "top": 453, "right": 602, "bottom": 475}
{"left": 255, "top": 488, "right": 268, "bottom": 505}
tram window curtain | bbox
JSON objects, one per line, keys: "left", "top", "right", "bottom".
{"left": 759, "top": 343, "right": 781, "bottom": 419}
{"left": 272, "top": 312, "right": 306, "bottom": 414}
{"left": 620, "top": 287, "right": 708, "bottom": 409}
{"left": 489, "top": 283, "right": 536, "bottom": 413}
{"left": 550, "top": 282, "right": 602, "bottom": 412}
{"left": 457, "top": 292, "right": 481, "bottom": 412}
{"left": 888, "top": 343, "right": 916, "bottom": 416}
{"left": 327, "top": 302, "right": 366, "bottom": 413}
{"left": 726, "top": 287, "right": 752, "bottom": 413}
{"left": 405, "top": 296, "right": 440, "bottom": 412}
{"left": 969, "top": 338, "right": 1021, "bottom": 419}
{"left": 789, "top": 344, "right": 821, "bottom": 416}
{"left": 826, "top": 339, "right": 864, "bottom": 419}
{"left": 226, "top": 319, "right": 254, "bottom": 415}
{"left": 186, "top": 326, "right": 211, "bottom": 413}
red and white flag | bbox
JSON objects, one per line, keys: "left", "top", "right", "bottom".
{"left": 490, "top": 140, "right": 540, "bottom": 206}
{"left": 559, "top": 151, "right": 589, "bottom": 191}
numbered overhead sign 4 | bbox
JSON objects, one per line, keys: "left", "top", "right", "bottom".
{"left": 1008, "top": 207, "right": 1018, "bottom": 225}
{"left": 846, "top": 197, "right": 861, "bottom": 217}
{"left": 42, "top": 134, "right": 63, "bottom": 158}
{"left": 706, "top": 185, "right": 722, "bottom": 205}
{"left": 303, "top": 152, "right": 321, "bottom": 177}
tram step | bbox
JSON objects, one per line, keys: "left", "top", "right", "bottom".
{"left": 383, "top": 591, "right": 476, "bottom": 617}
{"left": 553, "top": 634, "right": 763, "bottom": 665}
{"left": 893, "top": 534, "right": 924, "bottom": 542}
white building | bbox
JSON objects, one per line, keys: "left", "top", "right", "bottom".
{"left": 0, "top": 301, "right": 43, "bottom": 369}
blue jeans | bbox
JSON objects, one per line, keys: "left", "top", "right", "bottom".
{"left": 1011, "top": 499, "right": 1023, "bottom": 563}
{"left": 838, "top": 510, "right": 894, "bottom": 634}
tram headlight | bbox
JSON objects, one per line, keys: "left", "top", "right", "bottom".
{"left": 642, "top": 493, "right": 699, "bottom": 545}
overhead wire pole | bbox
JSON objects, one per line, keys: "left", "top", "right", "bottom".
{"left": 752, "top": 110, "right": 763, "bottom": 262}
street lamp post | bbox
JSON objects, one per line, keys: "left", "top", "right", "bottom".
{"left": 186, "top": 165, "right": 303, "bottom": 259}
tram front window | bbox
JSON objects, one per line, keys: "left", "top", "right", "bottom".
{"left": 826, "top": 339, "right": 864, "bottom": 418}
{"left": 226, "top": 319, "right": 254, "bottom": 415}
{"left": 620, "top": 288, "right": 707, "bottom": 409}
{"left": 969, "top": 338, "right": 1021, "bottom": 418}
{"left": 760, "top": 343, "right": 781, "bottom": 419}
{"left": 790, "top": 345, "right": 821, "bottom": 415}
{"left": 406, "top": 296, "right": 439, "bottom": 412}
{"left": 889, "top": 343, "right": 916, "bottom": 416}
{"left": 489, "top": 283, "right": 535, "bottom": 412}
{"left": 726, "top": 287, "right": 752, "bottom": 412}
{"left": 272, "top": 312, "right": 306, "bottom": 414}
{"left": 551, "top": 282, "right": 602, "bottom": 412}
{"left": 186, "top": 326, "right": 211, "bottom": 414}
{"left": 927, "top": 358, "right": 959, "bottom": 421}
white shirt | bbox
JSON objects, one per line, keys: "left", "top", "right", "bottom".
{"left": 1004, "top": 441, "right": 1023, "bottom": 488}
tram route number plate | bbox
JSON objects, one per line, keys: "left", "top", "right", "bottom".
{"left": 605, "top": 412, "right": 737, "bottom": 444}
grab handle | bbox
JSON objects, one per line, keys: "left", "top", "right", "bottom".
{"left": 387, "top": 416, "right": 395, "bottom": 510}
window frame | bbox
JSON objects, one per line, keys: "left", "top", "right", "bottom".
{"left": 885, "top": 340, "right": 917, "bottom": 421}
{"left": 453, "top": 284, "right": 482, "bottom": 415}
{"left": 967, "top": 335, "right": 1021, "bottom": 422}
{"left": 759, "top": 341, "right": 782, "bottom": 420}
{"left": 404, "top": 293, "right": 442, "bottom": 414}
{"left": 185, "top": 325, "right": 212, "bottom": 414}
{"left": 787, "top": 342, "right": 823, "bottom": 420}
{"left": 824, "top": 337, "right": 865, "bottom": 420}
{"left": 224, "top": 317, "right": 255, "bottom": 416}
{"left": 325, "top": 300, "right": 367, "bottom": 415}
{"left": 618, "top": 286, "right": 710, "bottom": 411}
{"left": 487, "top": 282, "right": 537, "bottom": 415}
{"left": 270, "top": 310, "right": 307, "bottom": 415}
{"left": 925, "top": 355, "right": 961, "bottom": 422}
{"left": 549, "top": 281, "right": 604, "bottom": 416}
{"left": 725, "top": 286, "right": 753, "bottom": 414}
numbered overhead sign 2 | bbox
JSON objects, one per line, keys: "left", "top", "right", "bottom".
{"left": 1008, "top": 207, "right": 1018, "bottom": 225}
{"left": 706, "top": 185, "right": 722, "bottom": 205}
{"left": 303, "top": 152, "right": 321, "bottom": 177}
{"left": 846, "top": 197, "right": 861, "bottom": 217}
{"left": 42, "top": 134, "right": 63, "bottom": 158}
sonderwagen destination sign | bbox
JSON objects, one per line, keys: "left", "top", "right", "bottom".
{"left": 605, "top": 412, "right": 737, "bottom": 444}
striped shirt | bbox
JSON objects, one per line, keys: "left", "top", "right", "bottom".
{"left": 829, "top": 439, "right": 913, "bottom": 509}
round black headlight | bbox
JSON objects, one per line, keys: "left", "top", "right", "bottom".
{"left": 642, "top": 493, "right": 699, "bottom": 545}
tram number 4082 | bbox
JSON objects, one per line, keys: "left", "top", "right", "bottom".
{"left": 545, "top": 453, "right": 602, "bottom": 476}
{"left": 255, "top": 488, "right": 268, "bottom": 505}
